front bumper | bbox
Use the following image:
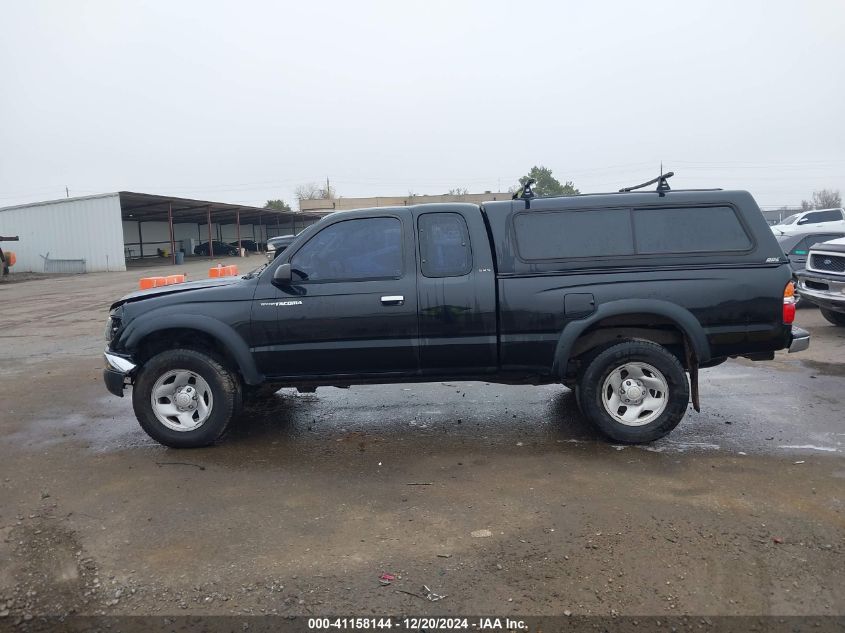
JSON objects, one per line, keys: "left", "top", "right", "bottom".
{"left": 797, "top": 273, "right": 845, "bottom": 313}
{"left": 788, "top": 326, "right": 810, "bottom": 353}
{"left": 103, "top": 351, "right": 137, "bottom": 397}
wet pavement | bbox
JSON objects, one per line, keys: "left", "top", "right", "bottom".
{"left": 0, "top": 266, "right": 843, "bottom": 619}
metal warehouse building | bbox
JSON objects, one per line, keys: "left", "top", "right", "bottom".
{"left": 0, "top": 192, "right": 322, "bottom": 273}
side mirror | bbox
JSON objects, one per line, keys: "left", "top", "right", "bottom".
{"left": 797, "top": 218, "right": 809, "bottom": 225}
{"left": 273, "top": 263, "right": 292, "bottom": 284}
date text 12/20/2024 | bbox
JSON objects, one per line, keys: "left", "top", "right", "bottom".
{"left": 308, "top": 617, "right": 527, "bottom": 630}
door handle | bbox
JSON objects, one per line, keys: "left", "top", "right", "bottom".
{"left": 381, "top": 295, "right": 404, "bottom": 305}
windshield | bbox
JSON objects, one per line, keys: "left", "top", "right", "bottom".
{"left": 780, "top": 214, "right": 800, "bottom": 225}
{"left": 242, "top": 261, "right": 269, "bottom": 279}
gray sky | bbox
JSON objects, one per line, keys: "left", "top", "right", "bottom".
{"left": 1, "top": 0, "right": 843, "bottom": 210}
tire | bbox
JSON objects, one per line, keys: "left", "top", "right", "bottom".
{"left": 578, "top": 340, "right": 689, "bottom": 444}
{"left": 132, "top": 348, "right": 241, "bottom": 448}
{"left": 820, "top": 308, "right": 845, "bottom": 327}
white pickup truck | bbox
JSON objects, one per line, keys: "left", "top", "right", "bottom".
{"left": 797, "top": 236, "right": 845, "bottom": 326}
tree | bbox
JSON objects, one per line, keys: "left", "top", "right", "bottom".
{"left": 294, "top": 183, "right": 321, "bottom": 201}
{"left": 518, "top": 166, "right": 579, "bottom": 197}
{"left": 801, "top": 189, "right": 842, "bottom": 210}
{"left": 295, "top": 181, "right": 337, "bottom": 201}
{"left": 447, "top": 187, "right": 469, "bottom": 196}
{"left": 264, "top": 199, "right": 292, "bottom": 212}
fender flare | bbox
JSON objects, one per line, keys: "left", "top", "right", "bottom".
{"left": 120, "top": 313, "right": 264, "bottom": 385}
{"left": 552, "top": 299, "right": 711, "bottom": 377}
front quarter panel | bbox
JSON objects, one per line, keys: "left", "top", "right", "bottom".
{"left": 113, "top": 278, "right": 263, "bottom": 384}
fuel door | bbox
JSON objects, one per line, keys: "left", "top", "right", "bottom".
{"left": 564, "top": 293, "right": 596, "bottom": 318}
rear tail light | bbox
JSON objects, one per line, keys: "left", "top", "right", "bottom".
{"left": 783, "top": 281, "right": 796, "bottom": 324}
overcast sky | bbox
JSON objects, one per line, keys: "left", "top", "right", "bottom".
{"left": 1, "top": 0, "right": 843, "bottom": 210}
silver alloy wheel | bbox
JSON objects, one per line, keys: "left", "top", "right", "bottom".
{"left": 600, "top": 361, "right": 669, "bottom": 426}
{"left": 150, "top": 369, "right": 213, "bottom": 432}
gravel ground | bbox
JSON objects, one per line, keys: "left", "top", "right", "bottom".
{"left": 0, "top": 264, "right": 843, "bottom": 625}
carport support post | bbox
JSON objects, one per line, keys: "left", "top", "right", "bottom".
{"left": 207, "top": 206, "right": 213, "bottom": 258}
{"left": 168, "top": 202, "right": 176, "bottom": 265}
{"left": 236, "top": 209, "right": 242, "bottom": 256}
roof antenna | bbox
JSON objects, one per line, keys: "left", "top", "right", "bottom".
{"left": 619, "top": 169, "right": 674, "bottom": 193}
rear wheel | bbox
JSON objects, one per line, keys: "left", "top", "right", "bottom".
{"left": 820, "top": 308, "right": 845, "bottom": 327}
{"left": 578, "top": 340, "right": 689, "bottom": 443}
{"left": 132, "top": 348, "right": 241, "bottom": 448}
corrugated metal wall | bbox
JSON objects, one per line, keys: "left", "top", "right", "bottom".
{"left": 0, "top": 194, "right": 126, "bottom": 273}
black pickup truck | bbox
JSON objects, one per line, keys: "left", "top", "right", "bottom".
{"left": 104, "top": 183, "right": 809, "bottom": 448}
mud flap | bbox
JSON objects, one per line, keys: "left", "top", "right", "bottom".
{"left": 684, "top": 338, "right": 701, "bottom": 412}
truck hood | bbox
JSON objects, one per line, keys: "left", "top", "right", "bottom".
{"left": 770, "top": 224, "right": 801, "bottom": 235}
{"left": 111, "top": 276, "right": 245, "bottom": 309}
{"left": 810, "top": 237, "right": 845, "bottom": 254}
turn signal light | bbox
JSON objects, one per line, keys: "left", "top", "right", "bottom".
{"left": 783, "top": 281, "right": 796, "bottom": 324}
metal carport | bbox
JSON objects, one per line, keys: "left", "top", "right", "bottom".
{"left": 118, "top": 192, "right": 322, "bottom": 265}
{"left": 0, "top": 192, "right": 324, "bottom": 273}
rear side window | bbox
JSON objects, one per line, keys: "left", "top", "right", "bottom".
{"left": 790, "top": 237, "right": 812, "bottom": 255}
{"left": 514, "top": 205, "right": 752, "bottom": 261}
{"left": 418, "top": 212, "right": 473, "bottom": 277}
{"left": 633, "top": 206, "right": 751, "bottom": 254}
{"left": 514, "top": 208, "right": 634, "bottom": 260}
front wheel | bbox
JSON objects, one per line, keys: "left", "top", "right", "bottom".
{"left": 132, "top": 348, "right": 241, "bottom": 448}
{"left": 578, "top": 340, "right": 689, "bottom": 443}
{"left": 820, "top": 307, "right": 845, "bottom": 327}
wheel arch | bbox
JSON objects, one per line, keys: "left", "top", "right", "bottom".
{"left": 553, "top": 299, "right": 711, "bottom": 378}
{"left": 121, "top": 314, "right": 264, "bottom": 385}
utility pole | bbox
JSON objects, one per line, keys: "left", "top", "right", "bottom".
{"left": 65, "top": 186, "right": 69, "bottom": 198}
{"left": 326, "top": 176, "right": 331, "bottom": 198}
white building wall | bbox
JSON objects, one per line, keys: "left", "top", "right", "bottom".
{"left": 0, "top": 193, "right": 125, "bottom": 273}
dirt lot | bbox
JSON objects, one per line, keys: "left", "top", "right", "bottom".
{"left": 0, "top": 259, "right": 843, "bottom": 624}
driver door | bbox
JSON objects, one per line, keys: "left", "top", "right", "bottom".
{"left": 263, "top": 212, "right": 419, "bottom": 378}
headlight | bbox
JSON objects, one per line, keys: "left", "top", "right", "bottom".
{"left": 105, "top": 313, "right": 121, "bottom": 342}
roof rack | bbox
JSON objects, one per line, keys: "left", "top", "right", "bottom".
{"left": 619, "top": 171, "right": 674, "bottom": 193}
{"left": 512, "top": 178, "right": 536, "bottom": 200}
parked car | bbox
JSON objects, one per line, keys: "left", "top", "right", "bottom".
{"left": 104, "top": 183, "right": 808, "bottom": 448}
{"left": 776, "top": 230, "right": 845, "bottom": 274}
{"left": 770, "top": 208, "right": 845, "bottom": 236}
{"left": 265, "top": 234, "right": 296, "bottom": 261}
{"left": 193, "top": 241, "right": 239, "bottom": 256}
{"left": 796, "top": 237, "right": 845, "bottom": 326}
{"left": 228, "top": 240, "right": 263, "bottom": 252}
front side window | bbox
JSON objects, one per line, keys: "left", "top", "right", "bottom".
{"left": 418, "top": 213, "right": 472, "bottom": 277}
{"left": 290, "top": 217, "right": 402, "bottom": 281}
